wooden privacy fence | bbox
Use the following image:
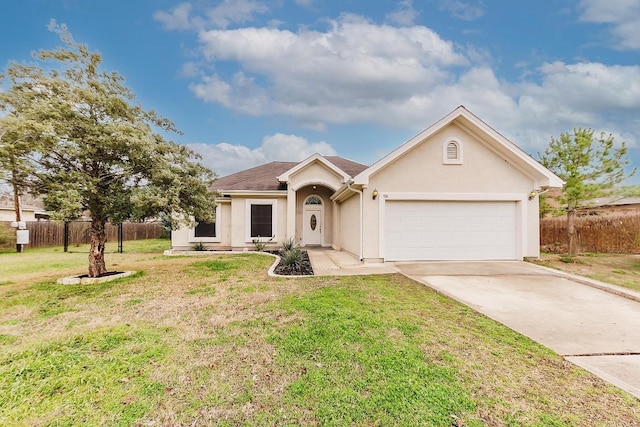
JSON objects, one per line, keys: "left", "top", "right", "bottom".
{"left": 2, "top": 221, "right": 164, "bottom": 249}
{"left": 540, "top": 214, "right": 640, "bottom": 254}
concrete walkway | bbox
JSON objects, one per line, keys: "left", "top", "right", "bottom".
{"left": 396, "top": 261, "right": 640, "bottom": 399}
{"left": 306, "top": 250, "right": 640, "bottom": 399}
{"left": 306, "top": 248, "right": 397, "bottom": 276}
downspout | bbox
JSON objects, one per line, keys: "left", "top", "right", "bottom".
{"left": 345, "top": 180, "right": 363, "bottom": 261}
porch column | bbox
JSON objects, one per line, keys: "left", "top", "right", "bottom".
{"left": 287, "top": 186, "right": 296, "bottom": 241}
{"left": 332, "top": 199, "right": 340, "bottom": 250}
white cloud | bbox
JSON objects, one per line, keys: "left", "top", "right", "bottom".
{"left": 191, "top": 14, "right": 466, "bottom": 128}
{"left": 161, "top": 7, "right": 640, "bottom": 164}
{"left": 436, "top": 0, "right": 485, "bottom": 21}
{"left": 205, "top": 0, "right": 269, "bottom": 29}
{"left": 153, "top": 2, "right": 195, "bottom": 30}
{"left": 154, "top": 0, "right": 269, "bottom": 31}
{"left": 187, "top": 133, "right": 337, "bottom": 176}
{"left": 578, "top": 0, "right": 640, "bottom": 49}
{"left": 386, "top": 0, "right": 419, "bottom": 26}
{"left": 180, "top": 61, "right": 202, "bottom": 78}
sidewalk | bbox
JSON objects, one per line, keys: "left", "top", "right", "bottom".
{"left": 306, "top": 248, "right": 397, "bottom": 276}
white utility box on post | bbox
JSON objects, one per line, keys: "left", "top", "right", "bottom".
{"left": 16, "top": 229, "right": 30, "bottom": 245}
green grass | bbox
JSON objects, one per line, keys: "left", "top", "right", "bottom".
{"left": 0, "top": 238, "right": 170, "bottom": 277}
{"left": 0, "top": 325, "right": 170, "bottom": 426}
{"left": 0, "top": 248, "right": 639, "bottom": 426}
{"left": 269, "top": 284, "right": 479, "bottom": 425}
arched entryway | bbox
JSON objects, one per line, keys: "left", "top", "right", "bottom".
{"left": 302, "top": 195, "right": 323, "bottom": 246}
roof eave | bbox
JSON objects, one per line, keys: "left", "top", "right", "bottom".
{"left": 217, "top": 190, "right": 288, "bottom": 197}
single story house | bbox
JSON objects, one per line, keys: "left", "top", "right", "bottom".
{"left": 171, "top": 106, "right": 564, "bottom": 261}
{"left": 0, "top": 196, "right": 50, "bottom": 222}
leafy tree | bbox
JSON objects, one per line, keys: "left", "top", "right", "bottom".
{"left": 0, "top": 69, "right": 55, "bottom": 251}
{"left": 0, "top": 119, "right": 31, "bottom": 223}
{"left": 0, "top": 76, "right": 48, "bottom": 223}
{"left": 0, "top": 22, "right": 216, "bottom": 276}
{"left": 539, "top": 128, "right": 635, "bottom": 255}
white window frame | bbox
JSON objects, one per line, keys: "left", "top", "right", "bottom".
{"left": 443, "top": 138, "right": 463, "bottom": 164}
{"left": 245, "top": 199, "right": 278, "bottom": 242}
{"left": 188, "top": 205, "right": 220, "bottom": 243}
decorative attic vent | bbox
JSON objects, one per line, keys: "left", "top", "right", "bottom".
{"left": 447, "top": 142, "right": 458, "bottom": 159}
{"left": 443, "top": 139, "right": 463, "bottom": 164}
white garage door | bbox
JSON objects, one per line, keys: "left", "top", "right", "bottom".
{"left": 384, "top": 200, "right": 517, "bottom": 261}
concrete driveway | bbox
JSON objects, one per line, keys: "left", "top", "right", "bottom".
{"left": 396, "top": 261, "right": 640, "bottom": 399}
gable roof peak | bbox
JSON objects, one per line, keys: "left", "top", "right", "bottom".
{"left": 277, "top": 153, "right": 350, "bottom": 183}
{"left": 352, "top": 105, "right": 563, "bottom": 188}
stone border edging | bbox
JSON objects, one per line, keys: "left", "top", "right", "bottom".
{"left": 57, "top": 271, "right": 136, "bottom": 285}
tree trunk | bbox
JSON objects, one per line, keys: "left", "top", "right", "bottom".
{"left": 567, "top": 209, "right": 578, "bottom": 256}
{"left": 88, "top": 219, "right": 108, "bottom": 277}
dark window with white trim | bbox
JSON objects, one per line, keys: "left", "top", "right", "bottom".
{"left": 251, "top": 204, "right": 272, "bottom": 238}
{"left": 194, "top": 218, "right": 216, "bottom": 238}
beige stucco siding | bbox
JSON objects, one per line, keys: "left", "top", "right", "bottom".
{"left": 170, "top": 201, "right": 231, "bottom": 250}
{"left": 288, "top": 161, "right": 344, "bottom": 191}
{"left": 0, "top": 210, "right": 38, "bottom": 222}
{"left": 170, "top": 195, "right": 287, "bottom": 251}
{"left": 336, "top": 192, "right": 361, "bottom": 258}
{"left": 367, "top": 124, "right": 533, "bottom": 192}
{"left": 362, "top": 123, "right": 540, "bottom": 260}
{"left": 230, "top": 196, "right": 287, "bottom": 249}
{"left": 217, "top": 202, "right": 232, "bottom": 247}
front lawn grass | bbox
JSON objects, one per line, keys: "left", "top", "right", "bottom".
{"left": 1, "top": 247, "right": 638, "bottom": 426}
{"left": 0, "top": 238, "right": 170, "bottom": 279}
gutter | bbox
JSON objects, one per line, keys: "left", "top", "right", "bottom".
{"left": 345, "top": 180, "right": 364, "bottom": 261}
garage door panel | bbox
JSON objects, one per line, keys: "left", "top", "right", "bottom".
{"left": 384, "top": 201, "right": 517, "bottom": 261}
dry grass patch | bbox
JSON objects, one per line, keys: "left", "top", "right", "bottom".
{"left": 1, "top": 245, "right": 639, "bottom": 426}
{"left": 534, "top": 252, "right": 640, "bottom": 292}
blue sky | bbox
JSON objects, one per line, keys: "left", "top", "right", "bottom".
{"left": 1, "top": 0, "right": 640, "bottom": 181}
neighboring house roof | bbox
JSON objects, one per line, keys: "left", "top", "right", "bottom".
{"left": 0, "top": 195, "right": 49, "bottom": 219}
{"left": 212, "top": 156, "right": 368, "bottom": 192}
{"left": 583, "top": 197, "right": 640, "bottom": 208}
{"left": 353, "top": 105, "right": 564, "bottom": 189}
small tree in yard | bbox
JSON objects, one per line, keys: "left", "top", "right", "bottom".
{"left": 0, "top": 22, "right": 217, "bottom": 276}
{"left": 539, "top": 128, "right": 635, "bottom": 256}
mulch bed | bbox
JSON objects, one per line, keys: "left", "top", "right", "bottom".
{"left": 271, "top": 250, "right": 314, "bottom": 276}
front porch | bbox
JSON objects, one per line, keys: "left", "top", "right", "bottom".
{"left": 287, "top": 183, "right": 337, "bottom": 248}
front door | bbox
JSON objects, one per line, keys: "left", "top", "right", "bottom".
{"left": 303, "top": 206, "right": 323, "bottom": 246}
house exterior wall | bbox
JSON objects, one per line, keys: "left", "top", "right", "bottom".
{"left": 287, "top": 161, "right": 344, "bottom": 191}
{"left": 361, "top": 123, "right": 540, "bottom": 260}
{"left": 229, "top": 195, "right": 287, "bottom": 250}
{"left": 170, "top": 201, "right": 231, "bottom": 250}
{"left": 336, "top": 191, "right": 361, "bottom": 258}
{"left": 170, "top": 195, "right": 287, "bottom": 251}
{"left": 0, "top": 209, "right": 38, "bottom": 222}
{"left": 286, "top": 161, "right": 345, "bottom": 247}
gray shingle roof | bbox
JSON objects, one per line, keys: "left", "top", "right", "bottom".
{"left": 212, "top": 156, "right": 368, "bottom": 192}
